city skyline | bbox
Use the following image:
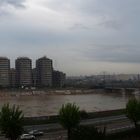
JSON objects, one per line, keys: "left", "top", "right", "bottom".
{"left": 0, "top": 0, "right": 140, "bottom": 76}
{"left": 0, "top": 56, "right": 66, "bottom": 88}
{"left": 1, "top": 56, "right": 140, "bottom": 76}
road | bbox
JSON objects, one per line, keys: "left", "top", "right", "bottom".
{"left": 24, "top": 115, "right": 129, "bottom": 132}
{"left": 23, "top": 114, "right": 134, "bottom": 140}
{"left": 0, "top": 115, "right": 134, "bottom": 140}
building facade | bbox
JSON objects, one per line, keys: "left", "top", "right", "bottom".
{"left": 32, "top": 68, "right": 37, "bottom": 87}
{"left": 10, "top": 68, "right": 16, "bottom": 88}
{"left": 53, "top": 70, "right": 66, "bottom": 87}
{"left": 0, "top": 57, "right": 10, "bottom": 87}
{"left": 36, "top": 56, "right": 53, "bottom": 87}
{"left": 16, "top": 57, "right": 32, "bottom": 87}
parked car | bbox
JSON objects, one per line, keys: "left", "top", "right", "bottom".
{"left": 28, "top": 130, "right": 44, "bottom": 136}
{"left": 20, "top": 134, "right": 36, "bottom": 140}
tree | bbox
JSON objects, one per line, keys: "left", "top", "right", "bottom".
{"left": 0, "top": 104, "right": 24, "bottom": 140}
{"left": 59, "top": 103, "right": 80, "bottom": 140}
{"left": 126, "top": 98, "right": 140, "bottom": 128}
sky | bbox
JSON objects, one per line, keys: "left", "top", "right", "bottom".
{"left": 0, "top": 0, "right": 140, "bottom": 76}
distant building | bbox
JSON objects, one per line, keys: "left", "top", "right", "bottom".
{"left": 115, "top": 74, "right": 135, "bottom": 81}
{"left": 0, "top": 57, "right": 10, "bottom": 87}
{"left": 53, "top": 70, "right": 66, "bottom": 87}
{"left": 10, "top": 68, "right": 16, "bottom": 88}
{"left": 16, "top": 57, "right": 32, "bottom": 87}
{"left": 36, "top": 56, "right": 53, "bottom": 87}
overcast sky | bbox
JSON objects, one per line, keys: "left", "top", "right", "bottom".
{"left": 0, "top": 0, "right": 140, "bottom": 76}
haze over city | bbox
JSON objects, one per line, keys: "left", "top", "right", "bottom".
{"left": 0, "top": 0, "right": 140, "bottom": 76}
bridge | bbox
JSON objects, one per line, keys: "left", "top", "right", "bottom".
{"left": 104, "top": 87, "right": 139, "bottom": 93}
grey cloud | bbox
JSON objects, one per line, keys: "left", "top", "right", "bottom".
{"left": 0, "top": 10, "right": 9, "bottom": 16}
{"left": 98, "top": 20, "right": 123, "bottom": 30}
{"left": 0, "top": 0, "right": 140, "bottom": 75}
{"left": 0, "top": 0, "right": 26, "bottom": 8}
{"left": 44, "top": 0, "right": 140, "bottom": 31}
{"left": 0, "top": 25, "right": 79, "bottom": 46}
{"left": 83, "top": 44, "right": 140, "bottom": 63}
{"left": 69, "top": 23, "right": 90, "bottom": 30}
{"left": 0, "top": 0, "right": 26, "bottom": 16}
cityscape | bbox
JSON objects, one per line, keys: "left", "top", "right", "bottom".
{"left": 0, "top": 0, "right": 139, "bottom": 140}
{"left": 0, "top": 56, "right": 66, "bottom": 88}
{"left": 1, "top": 54, "right": 139, "bottom": 90}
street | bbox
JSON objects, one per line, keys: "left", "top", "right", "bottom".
{"left": 0, "top": 115, "right": 135, "bottom": 140}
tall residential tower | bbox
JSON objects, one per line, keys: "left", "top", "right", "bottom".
{"left": 16, "top": 57, "right": 32, "bottom": 87}
{"left": 0, "top": 57, "right": 10, "bottom": 87}
{"left": 36, "top": 56, "right": 53, "bottom": 87}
